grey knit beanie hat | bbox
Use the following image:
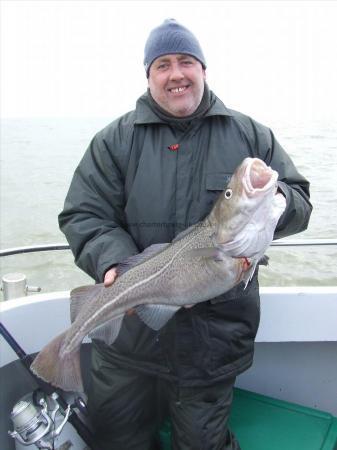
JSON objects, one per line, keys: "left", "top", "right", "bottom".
{"left": 144, "top": 19, "right": 206, "bottom": 77}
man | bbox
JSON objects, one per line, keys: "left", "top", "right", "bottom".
{"left": 59, "top": 19, "right": 312, "bottom": 450}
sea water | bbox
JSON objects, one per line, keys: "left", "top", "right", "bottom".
{"left": 1, "top": 117, "right": 337, "bottom": 297}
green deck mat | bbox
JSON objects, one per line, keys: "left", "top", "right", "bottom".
{"left": 159, "top": 388, "right": 337, "bottom": 450}
{"left": 229, "top": 388, "right": 337, "bottom": 450}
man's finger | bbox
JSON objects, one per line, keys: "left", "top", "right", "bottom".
{"left": 104, "top": 268, "right": 118, "bottom": 287}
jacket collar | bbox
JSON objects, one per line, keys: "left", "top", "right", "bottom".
{"left": 134, "top": 90, "right": 233, "bottom": 125}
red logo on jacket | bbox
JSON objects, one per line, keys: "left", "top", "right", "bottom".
{"left": 168, "top": 144, "right": 180, "bottom": 151}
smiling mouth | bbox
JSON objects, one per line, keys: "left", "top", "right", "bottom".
{"left": 168, "top": 85, "right": 189, "bottom": 94}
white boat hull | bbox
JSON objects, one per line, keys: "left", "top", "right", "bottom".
{"left": 1, "top": 287, "right": 337, "bottom": 449}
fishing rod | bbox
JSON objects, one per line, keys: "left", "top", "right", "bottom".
{"left": 0, "top": 321, "right": 100, "bottom": 450}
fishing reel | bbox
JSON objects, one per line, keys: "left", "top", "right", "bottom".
{"left": 8, "top": 390, "right": 71, "bottom": 449}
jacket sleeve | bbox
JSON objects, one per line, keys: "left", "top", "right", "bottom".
{"left": 251, "top": 122, "right": 313, "bottom": 239}
{"left": 58, "top": 128, "right": 139, "bottom": 282}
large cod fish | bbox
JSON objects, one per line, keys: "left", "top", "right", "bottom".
{"left": 31, "top": 158, "right": 286, "bottom": 392}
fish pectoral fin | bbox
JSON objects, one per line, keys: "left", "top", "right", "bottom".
{"left": 242, "top": 261, "right": 258, "bottom": 288}
{"left": 135, "top": 304, "right": 180, "bottom": 330}
{"left": 117, "top": 243, "right": 169, "bottom": 276}
{"left": 70, "top": 284, "right": 105, "bottom": 323}
{"left": 89, "top": 315, "right": 124, "bottom": 345}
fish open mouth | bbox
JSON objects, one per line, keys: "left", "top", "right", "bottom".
{"left": 244, "top": 158, "right": 278, "bottom": 194}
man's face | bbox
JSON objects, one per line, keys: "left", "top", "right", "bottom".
{"left": 148, "top": 54, "right": 206, "bottom": 117}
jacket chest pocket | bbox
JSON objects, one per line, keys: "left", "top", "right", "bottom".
{"left": 205, "top": 173, "right": 232, "bottom": 208}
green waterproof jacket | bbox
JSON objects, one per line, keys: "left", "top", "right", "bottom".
{"left": 59, "top": 91, "right": 312, "bottom": 385}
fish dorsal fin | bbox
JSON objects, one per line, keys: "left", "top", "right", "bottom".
{"left": 135, "top": 304, "right": 180, "bottom": 330}
{"left": 70, "top": 284, "right": 104, "bottom": 323}
{"left": 89, "top": 315, "right": 124, "bottom": 345}
{"left": 117, "top": 243, "right": 169, "bottom": 276}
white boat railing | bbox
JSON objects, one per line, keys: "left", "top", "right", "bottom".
{"left": 0, "top": 243, "right": 70, "bottom": 257}
{"left": 272, "top": 238, "right": 337, "bottom": 247}
{"left": 0, "top": 239, "right": 336, "bottom": 300}
{"left": 0, "top": 238, "right": 337, "bottom": 257}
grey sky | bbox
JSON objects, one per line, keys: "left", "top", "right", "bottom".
{"left": 1, "top": 1, "right": 336, "bottom": 125}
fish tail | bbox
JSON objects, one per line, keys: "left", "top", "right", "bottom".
{"left": 30, "top": 331, "right": 84, "bottom": 392}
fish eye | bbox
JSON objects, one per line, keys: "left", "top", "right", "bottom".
{"left": 224, "top": 188, "right": 233, "bottom": 199}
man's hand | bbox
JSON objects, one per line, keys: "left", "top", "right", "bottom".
{"left": 104, "top": 267, "right": 118, "bottom": 287}
{"left": 104, "top": 266, "right": 135, "bottom": 316}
